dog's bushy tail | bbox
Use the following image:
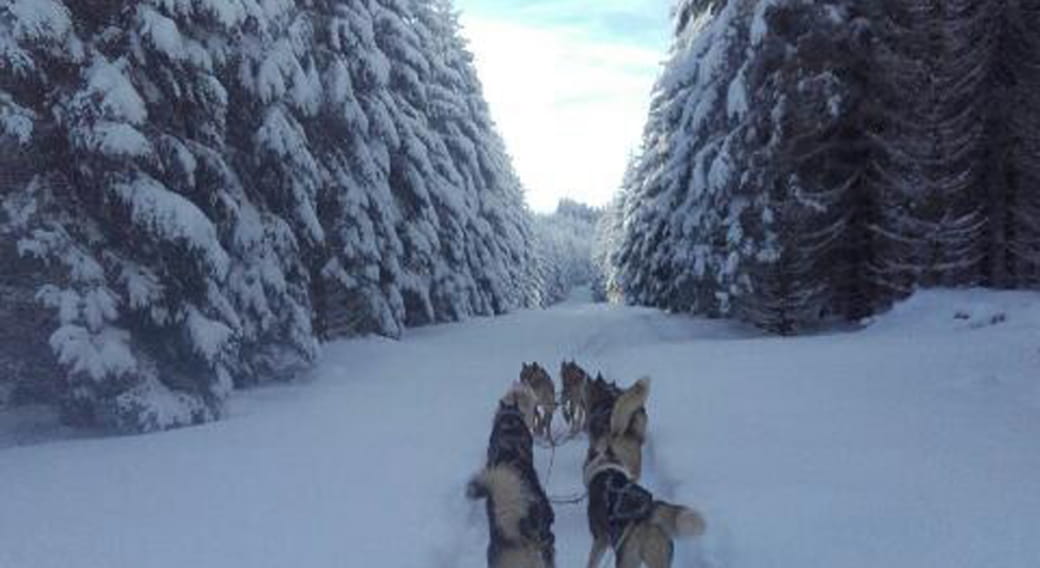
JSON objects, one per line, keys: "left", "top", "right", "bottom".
{"left": 650, "top": 501, "right": 706, "bottom": 538}
{"left": 610, "top": 377, "right": 650, "bottom": 436}
{"left": 465, "top": 466, "right": 531, "bottom": 542}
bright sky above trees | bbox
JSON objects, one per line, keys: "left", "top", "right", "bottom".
{"left": 453, "top": 0, "right": 673, "bottom": 212}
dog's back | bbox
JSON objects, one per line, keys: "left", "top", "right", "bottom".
{"left": 585, "top": 462, "right": 705, "bottom": 568}
{"left": 586, "top": 465, "right": 655, "bottom": 548}
{"left": 650, "top": 501, "right": 706, "bottom": 538}
{"left": 585, "top": 376, "right": 651, "bottom": 478}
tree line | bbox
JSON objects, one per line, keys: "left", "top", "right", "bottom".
{"left": 0, "top": 0, "right": 541, "bottom": 432}
{"left": 604, "top": 0, "right": 1040, "bottom": 334}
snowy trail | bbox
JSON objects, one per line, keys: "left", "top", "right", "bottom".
{"left": 2, "top": 290, "right": 1040, "bottom": 568}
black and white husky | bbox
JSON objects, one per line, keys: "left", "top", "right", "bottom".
{"left": 467, "top": 384, "right": 555, "bottom": 568}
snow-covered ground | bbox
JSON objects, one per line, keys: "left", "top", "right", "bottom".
{"left": 2, "top": 289, "right": 1039, "bottom": 567}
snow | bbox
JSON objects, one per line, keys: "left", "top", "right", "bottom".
{"left": 0, "top": 93, "right": 35, "bottom": 143}
{"left": 138, "top": 7, "right": 184, "bottom": 61}
{"left": 185, "top": 306, "right": 234, "bottom": 364}
{"left": 114, "top": 176, "right": 230, "bottom": 276}
{"left": 151, "top": 0, "right": 248, "bottom": 29}
{"left": 1, "top": 289, "right": 1039, "bottom": 567}
{"left": 725, "top": 66, "right": 749, "bottom": 119}
{"left": 750, "top": 0, "right": 782, "bottom": 46}
{"left": 84, "top": 58, "right": 148, "bottom": 125}
{"left": 113, "top": 372, "right": 216, "bottom": 433}
{"left": 79, "top": 121, "right": 153, "bottom": 157}
{"left": 6, "top": 0, "right": 72, "bottom": 42}
{"left": 48, "top": 324, "right": 136, "bottom": 384}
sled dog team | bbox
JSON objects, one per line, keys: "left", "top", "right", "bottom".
{"left": 467, "top": 361, "right": 706, "bottom": 568}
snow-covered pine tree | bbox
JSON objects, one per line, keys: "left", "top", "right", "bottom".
{"left": 868, "top": 0, "right": 993, "bottom": 296}
{"left": 0, "top": 0, "right": 536, "bottom": 431}
{"left": 987, "top": 0, "right": 1040, "bottom": 287}
{"left": 3, "top": 1, "right": 233, "bottom": 430}
{"left": 532, "top": 200, "right": 601, "bottom": 305}
{"left": 591, "top": 157, "right": 635, "bottom": 303}
{"left": 218, "top": 0, "right": 325, "bottom": 379}
{"left": 360, "top": 0, "right": 474, "bottom": 330}
{"left": 0, "top": 0, "right": 84, "bottom": 407}
{"left": 616, "top": 0, "right": 758, "bottom": 316}
{"left": 288, "top": 0, "right": 406, "bottom": 338}
{"left": 733, "top": 0, "right": 865, "bottom": 333}
{"left": 0, "top": 0, "right": 324, "bottom": 431}
{"left": 131, "top": 0, "right": 319, "bottom": 387}
{"left": 307, "top": 0, "right": 534, "bottom": 336}
{"left": 611, "top": 0, "right": 1040, "bottom": 333}
{"left": 414, "top": 0, "right": 536, "bottom": 318}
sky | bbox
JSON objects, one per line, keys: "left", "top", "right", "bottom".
{"left": 453, "top": 0, "right": 674, "bottom": 212}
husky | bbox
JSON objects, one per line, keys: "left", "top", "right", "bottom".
{"left": 586, "top": 376, "right": 650, "bottom": 480}
{"left": 468, "top": 384, "right": 556, "bottom": 568}
{"left": 560, "top": 361, "right": 591, "bottom": 433}
{"left": 585, "top": 374, "right": 623, "bottom": 442}
{"left": 520, "top": 362, "right": 557, "bottom": 439}
{"left": 583, "top": 448, "right": 706, "bottom": 568}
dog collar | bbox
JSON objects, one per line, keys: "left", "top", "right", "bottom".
{"left": 583, "top": 460, "right": 633, "bottom": 487}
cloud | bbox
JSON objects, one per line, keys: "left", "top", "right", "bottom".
{"left": 455, "top": 1, "right": 671, "bottom": 212}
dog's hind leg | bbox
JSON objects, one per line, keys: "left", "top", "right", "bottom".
{"left": 586, "top": 536, "right": 610, "bottom": 568}
{"left": 639, "top": 525, "right": 675, "bottom": 568}
{"left": 495, "top": 547, "right": 545, "bottom": 568}
{"left": 617, "top": 542, "right": 644, "bottom": 568}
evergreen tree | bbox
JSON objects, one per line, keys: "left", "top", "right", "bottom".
{"left": 735, "top": 0, "right": 864, "bottom": 333}
{"left": 869, "top": 0, "right": 993, "bottom": 295}
{"left": 616, "top": 0, "right": 757, "bottom": 316}
{"left": 1, "top": 0, "right": 85, "bottom": 410}
{"left": 532, "top": 200, "right": 601, "bottom": 306}
{"left": 988, "top": 0, "right": 1040, "bottom": 287}
{"left": 1, "top": 0, "right": 538, "bottom": 432}
{"left": 610, "top": 0, "right": 1040, "bottom": 334}
{"left": 0, "top": 0, "right": 323, "bottom": 430}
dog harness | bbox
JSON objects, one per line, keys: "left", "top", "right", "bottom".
{"left": 586, "top": 463, "right": 654, "bottom": 548}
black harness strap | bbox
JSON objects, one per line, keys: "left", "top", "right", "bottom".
{"left": 588, "top": 467, "right": 654, "bottom": 548}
